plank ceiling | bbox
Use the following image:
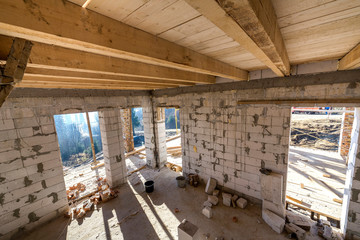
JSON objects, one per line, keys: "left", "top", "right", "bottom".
{"left": 0, "top": 0, "right": 359, "bottom": 90}
{"left": 69, "top": 0, "right": 360, "bottom": 69}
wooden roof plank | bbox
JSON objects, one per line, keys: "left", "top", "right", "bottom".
{"left": 0, "top": 0, "right": 247, "bottom": 80}
{"left": 184, "top": 0, "right": 290, "bottom": 76}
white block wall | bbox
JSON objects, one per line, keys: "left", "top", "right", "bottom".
{"left": 0, "top": 105, "right": 67, "bottom": 239}
{"left": 155, "top": 92, "right": 290, "bottom": 201}
{"left": 342, "top": 108, "right": 360, "bottom": 239}
{"left": 98, "top": 109, "right": 127, "bottom": 187}
{"left": 0, "top": 93, "right": 150, "bottom": 239}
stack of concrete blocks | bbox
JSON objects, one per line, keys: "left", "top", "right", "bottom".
{"left": 153, "top": 92, "right": 291, "bottom": 202}
{"left": 142, "top": 106, "right": 167, "bottom": 168}
{"left": 98, "top": 109, "right": 127, "bottom": 187}
{"left": 260, "top": 172, "right": 285, "bottom": 233}
{"left": 0, "top": 103, "right": 68, "bottom": 239}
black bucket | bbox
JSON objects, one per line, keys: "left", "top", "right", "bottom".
{"left": 145, "top": 180, "right": 154, "bottom": 193}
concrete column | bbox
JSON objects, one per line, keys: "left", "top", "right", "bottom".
{"left": 342, "top": 108, "right": 360, "bottom": 239}
{"left": 120, "top": 109, "right": 134, "bottom": 153}
{"left": 143, "top": 106, "right": 167, "bottom": 168}
{"left": 98, "top": 109, "right": 127, "bottom": 188}
{"left": 340, "top": 107, "right": 355, "bottom": 159}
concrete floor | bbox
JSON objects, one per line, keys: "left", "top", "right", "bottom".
{"left": 20, "top": 167, "right": 288, "bottom": 240}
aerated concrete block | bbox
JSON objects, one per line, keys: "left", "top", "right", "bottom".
{"left": 236, "top": 198, "right": 248, "bottom": 209}
{"left": 205, "top": 178, "right": 217, "bottom": 195}
{"left": 262, "top": 209, "right": 285, "bottom": 234}
{"left": 222, "top": 193, "right": 232, "bottom": 207}
{"left": 202, "top": 206, "right": 213, "bottom": 219}
{"left": 262, "top": 199, "right": 285, "bottom": 218}
{"left": 208, "top": 195, "right": 218, "bottom": 206}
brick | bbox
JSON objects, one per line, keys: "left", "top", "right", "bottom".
{"left": 0, "top": 119, "right": 15, "bottom": 130}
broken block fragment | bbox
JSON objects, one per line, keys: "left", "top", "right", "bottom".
{"left": 202, "top": 206, "right": 213, "bottom": 218}
{"left": 203, "top": 201, "right": 212, "bottom": 208}
{"left": 262, "top": 209, "right": 285, "bottom": 234}
{"left": 208, "top": 195, "right": 219, "bottom": 206}
{"left": 213, "top": 189, "right": 219, "bottom": 197}
{"left": 231, "top": 195, "right": 238, "bottom": 207}
{"left": 205, "top": 178, "right": 217, "bottom": 195}
{"left": 236, "top": 198, "right": 248, "bottom": 209}
{"left": 222, "top": 193, "right": 232, "bottom": 207}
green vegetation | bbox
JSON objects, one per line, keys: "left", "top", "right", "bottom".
{"left": 54, "top": 112, "right": 102, "bottom": 166}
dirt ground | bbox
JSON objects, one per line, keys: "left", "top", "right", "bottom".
{"left": 290, "top": 114, "right": 342, "bottom": 152}
{"left": 21, "top": 167, "right": 292, "bottom": 240}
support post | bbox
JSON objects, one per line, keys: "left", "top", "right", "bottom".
{"left": 86, "top": 112, "right": 97, "bottom": 164}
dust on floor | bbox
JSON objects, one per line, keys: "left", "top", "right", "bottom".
{"left": 21, "top": 167, "right": 291, "bottom": 240}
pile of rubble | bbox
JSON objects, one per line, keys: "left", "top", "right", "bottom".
{"left": 201, "top": 178, "right": 248, "bottom": 219}
{"left": 67, "top": 183, "right": 86, "bottom": 200}
{"left": 65, "top": 177, "right": 118, "bottom": 219}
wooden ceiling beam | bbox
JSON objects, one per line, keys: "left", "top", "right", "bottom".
{"left": 21, "top": 76, "right": 179, "bottom": 88}
{"left": 184, "top": 0, "right": 290, "bottom": 76}
{"left": 0, "top": 0, "right": 248, "bottom": 80}
{"left": 24, "top": 69, "right": 194, "bottom": 86}
{"left": 16, "top": 83, "right": 156, "bottom": 90}
{"left": 338, "top": 43, "right": 360, "bottom": 70}
{"left": 25, "top": 42, "right": 214, "bottom": 84}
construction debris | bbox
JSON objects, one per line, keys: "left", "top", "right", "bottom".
{"left": 222, "top": 193, "right": 232, "bottom": 207}
{"left": 165, "top": 162, "right": 183, "bottom": 172}
{"left": 202, "top": 206, "right": 212, "bottom": 219}
{"left": 205, "top": 178, "right": 217, "bottom": 194}
{"left": 284, "top": 223, "right": 306, "bottom": 240}
{"left": 262, "top": 209, "right": 285, "bottom": 234}
{"left": 208, "top": 196, "right": 218, "bottom": 206}
{"left": 67, "top": 183, "right": 86, "bottom": 200}
{"left": 188, "top": 174, "right": 199, "bottom": 187}
{"left": 236, "top": 198, "right": 248, "bottom": 209}
{"left": 65, "top": 177, "right": 117, "bottom": 220}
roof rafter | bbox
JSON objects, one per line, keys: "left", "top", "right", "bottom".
{"left": 184, "top": 0, "right": 290, "bottom": 76}
{"left": 0, "top": 0, "right": 248, "bottom": 80}
{"left": 338, "top": 42, "right": 360, "bottom": 70}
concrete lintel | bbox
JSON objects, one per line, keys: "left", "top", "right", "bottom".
{"left": 152, "top": 69, "right": 360, "bottom": 97}
{"left": 9, "top": 88, "right": 151, "bottom": 98}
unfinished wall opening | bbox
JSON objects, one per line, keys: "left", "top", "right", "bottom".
{"left": 164, "top": 107, "right": 182, "bottom": 172}
{"left": 123, "top": 107, "right": 147, "bottom": 175}
{"left": 285, "top": 107, "right": 355, "bottom": 228}
{"left": 54, "top": 112, "right": 105, "bottom": 201}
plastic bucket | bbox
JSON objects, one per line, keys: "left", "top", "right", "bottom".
{"left": 176, "top": 176, "right": 186, "bottom": 188}
{"left": 145, "top": 180, "right": 154, "bottom": 193}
